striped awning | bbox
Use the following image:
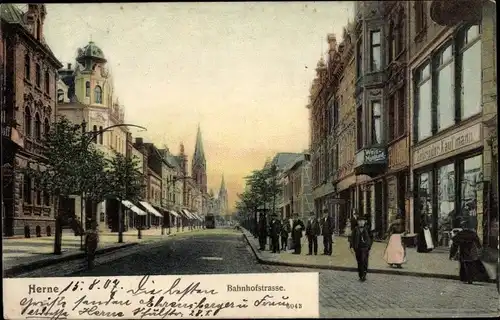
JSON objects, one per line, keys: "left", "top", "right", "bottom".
{"left": 182, "top": 209, "right": 196, "bottom": 220}
{"left": 169, "top": 210, "right": 180, "bottom": 217}
{"left": 193, "top": 213, "right": 203, "bottom": 221}
{"left": 121, "top": 200, "right": 147, "bottom": 216}
{"left": 139, "top": 201, "right": 163, "bottom": 218}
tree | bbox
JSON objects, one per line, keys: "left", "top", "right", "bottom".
{"left": 24, "top": 117, "right": 107, "bottom": 254}
{"left": 106, "top": 151, "right": 144, "bottom": 241}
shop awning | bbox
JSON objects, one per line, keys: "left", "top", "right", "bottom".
{"left": 193, "top": 213, "right": 203, "bottom": 221}
{"left": 169, "top": 210, "right": 180, "bottom": 217}
{"left": 121, "top": 200, "right": 147, "bottom": 216}
{"left": 139, "top": 201, "right": 163, "bottom": 218}
{"left": 182, "top": 209, "right": 195, "bottom": 220}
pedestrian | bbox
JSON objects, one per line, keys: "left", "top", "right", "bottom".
{"left": 269, "top": 215, "right": 281, "bottom": 253}
{"left": 320, "top": 208, "right": 334, "bottom": 255}
{"left": 349, "top": 214, "right": 372, "bottom": 282}
{"left": 417, "top": 212, "right": 434, "bottom": 253}
{"left": 291, "top": 213, "right": 305, "bottom": 254}
{"left": 280, "top": 218, "right": 291, "bottom": 251}
{"left": 305, "top": 211, "right": 320, "bottom": 255}
{"left": 383, "top": 210, "right": 407, "bottom": 268}
{"left": 449, "top": 221, "right": 489, "bottom": 284}
{"left": 85, "top": 218, "right": 99, "bottom": 270}
{"left": 258, "top": 213, "right": 268, "bottom": 251}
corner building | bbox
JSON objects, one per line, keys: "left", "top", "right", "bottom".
{"left": 409, "top": 0, "right": 497, "bottom": 251}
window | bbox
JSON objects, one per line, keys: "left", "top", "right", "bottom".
{"left": 85, "top": 81, "right": 90, "bottom": 97}
{"left": 57, "top": 89, "right": 64, "bottom": 103}
{"left": 44, "top": 118, "right": 50, "bottom": 136}
{"left": 460, "top": 155, "right": 482, "bottom": 232}
{"left": 370, "top": 31, "right": 381, "bottom": 71}
{"left": 94, "top": 85, "right": 102, "bottom": 104}
{"left": 34, "top": 113, "right": 41, "bottom": 140}
{"left": 371, "top": 101, "right": 382, "bottom": 144}
{"left": 23, "top": 175, "right": 32, "bottom": 204}
{"left": 434, "top": 44, "right": 455, "bottom": 131}
{"left": 416, "top": 63, "right": 432, "bottom": 141}
{"left": 35, "top": 64, "right": 41, "bottom": 87}
{"left": 397, "top": 88, "right": 406, "bottom": 136}
{"left": 43, "top": 191, "right": 50, "bottom": 206}
{"left": 437, "top": 163, "right": 455, "bottom": 246}
{"left": 415, "top": 1, "right": 426, "bottom": 34}
{"left": 98, "top": 126, "right": 103, "bottom": 144}
{"left": 389, "top": 22, "right": 396, "bottom": 63}
{"left": 44, "top": 71, "right": 50, "bottom": 93}
{"left": 333, "top": 98, "right": 339, "bottom": 127}
{"left": 36, "top": 19, "right": 42, "bottom": 40}
{"left": 36, "top": 188, "right": 42, "bottom": 205}
{"left": 356, "top": 40, "right": 363, "bottom": 78}
{"left": 417, "top": 171, "right": 433, "bottom": 235}
{"left": 388, "top": 95, "right": 396, "bottom": 140}
{"left": 356, "top": 104, "right": 363, "bottom": 150}
{"left": 92, "top": 125, "right": 98, "bottom": 143}
{"left": 24, "top": 107, "right": 32, "bottom": 137}
{"left": 460, "top": 25, "right": 482, "bottom": 119}
{"left": 24, "top": 54, "right": 31, "bottom": 80}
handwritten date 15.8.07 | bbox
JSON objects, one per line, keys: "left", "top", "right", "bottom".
{"left": 58, "top": 278, "right": 121, "bottom": 296}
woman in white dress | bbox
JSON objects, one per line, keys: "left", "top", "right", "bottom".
{"left": 383, "top": 210, "right": 406, "bottom": 268}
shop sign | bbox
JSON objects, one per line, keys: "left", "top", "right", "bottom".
{"left": 355, "top": 147, "right": 387, "bottom": 167}
{"left": 413, "top": 123, "right": 482, "bottom": 165}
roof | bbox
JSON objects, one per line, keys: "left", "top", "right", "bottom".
{"left": 0, "top": 4, "right": 24, "bottom": 24}
{"left": 269, "top": 152, "right": 303, "bottom": 171}
{"left": 76, "top": 41, "right": 106, "bottom": 63}
{"left": 193, "top": 125, "right": 206, "bottom": 163}
{"left": 281, "top": 153, "right": 309, "bottom": 173}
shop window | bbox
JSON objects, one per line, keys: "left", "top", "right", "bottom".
{"left": 459, "top": 25, "right": 482, "bottom": 119}
{"left": 417, "top": 171, "right": 433, "bottom": 236}
{"left": 415, "top": 63, "right": 432, "bottom": 141}
{"left": 370, "top": 30, "right": 381, "bottom": 71}
{"left": 434, "top": 44, "right": 455, "bottom": 131}
{"left": 437, "top": 163, "right": 455, "bottom": 246}
{"left": 460, "top": 155, "right": 483, "bottom": 233}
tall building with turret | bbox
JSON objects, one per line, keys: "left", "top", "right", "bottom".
{"left": 215, "top": 175, "right": 228, "bottom": 216}
{"left": 191, "top": 125, "right": 207, "bottom": 194}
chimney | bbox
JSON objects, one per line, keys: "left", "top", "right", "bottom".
{"left": 67, "top": 63, "right": 72, "bottom": 70}
{"left": 135, "top": 137, "right": 143, "bottom": 145}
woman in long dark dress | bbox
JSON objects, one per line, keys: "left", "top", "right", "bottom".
{"left": 449, "top": 222, "right": 489, "bottom": 284}
{"left": 417, "top": 213, "right": 434, "bottom": 253}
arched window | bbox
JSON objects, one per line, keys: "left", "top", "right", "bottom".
{"left": 35, "top": 64, "right": 41, "bottom": 87}
{"left": 57, "top": 89, "right": 64, "bottom": 103}
{"left": 24, "top": 107, "right": 32, "bottom": 137}
{"left": 44, "top": 118, "right": 50, "bottom": 136}
{"left": 92, "top": 125, "right": 98, "bottom": 143}
{"left": 98, "top": 126, "right": 103, "bottom": 144}
{"left": 94, "top": 85, "right": 102, "bottom": 104}
{"left": 85, "top": 81, "right": 90, "bottom": 97}
{"left": 24, "top": 54, "right": 31, "bottom": 80}
{"left": 34, "top": 113, "right": 41, "bottom": 140}
{"left": 44, "top": 71, "right": 50, "bottom": 93}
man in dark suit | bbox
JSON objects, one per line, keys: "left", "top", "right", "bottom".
{"left": 258, "top": 213, "right": 267, "bottom": 250}
{"left": 321, "top": 209, "right": 334, "bottom": 255}
{"left": 306, "top": 211, "right": 321, "bottom": 255}
{"left": 291, "top": 213, "right": 305, "bottom": 254}
{"left": 269, "top": 215, "right": 281, "bottom": 253}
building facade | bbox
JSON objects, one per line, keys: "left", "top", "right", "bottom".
{"left": 1, "top": 4, "right": 62, "bottom": 237}
{"left": 409, "top": 0, "right": 497, "bottom": 250}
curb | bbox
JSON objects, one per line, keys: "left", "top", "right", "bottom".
{"left": 3, "top": 242, "right": 138, "bottom": 278}
{"left": 240, "top": 230, "right": 496, "bottom": 284}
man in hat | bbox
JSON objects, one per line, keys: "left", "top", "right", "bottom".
{"left": 350, "top": 214, "right": 372, "bottom": 281}
{"left": 269, "top": 214, "right": 282, "bottom": 253}
{"left": 305, "top": 211, "right": 321, "bottom": 255}
{"left": 291, "top": 213, "right": 305, "bottom": 254}
{"left": 321, "top": 207, "right": 334, "bottom": 255}
{"left": 258, "top": 212, "right": 268, "bottom": 250}
{"left": 85, "top": 218, "right": 99, "bottom": 270}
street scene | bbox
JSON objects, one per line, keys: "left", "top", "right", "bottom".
{"left": 1, "top": 2, "right": 499, "bottom": 319}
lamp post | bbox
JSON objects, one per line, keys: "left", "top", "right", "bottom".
{"left": 79, "top": 120, "right": 146, "bottom": 244}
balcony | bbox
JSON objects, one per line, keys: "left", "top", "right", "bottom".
{"left": 354, "top": 146, "right": 387, "bottom": 177}
{"left": 430, "top": 0, "right": 482, "bottom": 26}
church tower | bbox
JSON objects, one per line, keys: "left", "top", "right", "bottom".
{"left": 191, "top": 125, "right": 207, "bottom": 194}
{"left": 218, "top": 174, "right": 228, "bottom": 216}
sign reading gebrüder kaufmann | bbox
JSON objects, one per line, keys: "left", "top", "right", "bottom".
{"left": 3, "top": 273, "right": 319, "bottom": 319}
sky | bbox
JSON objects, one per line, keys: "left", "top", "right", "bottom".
{"left": 40, "top": 2, "right": 354, "bottom": 211}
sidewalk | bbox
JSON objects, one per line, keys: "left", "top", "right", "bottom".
{"left": 3, "top": 227, "right": 200, "bottom": 277}
{"left": 240, "top": 228, "right": 497, "bottom": 282}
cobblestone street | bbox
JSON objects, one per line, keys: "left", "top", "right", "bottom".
{"left": 13, "top": 228, "right": 498, "bottom": 318}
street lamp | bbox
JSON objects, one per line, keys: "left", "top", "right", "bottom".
{"left": 79, "top": 120, "right": 146, "bottom": 246}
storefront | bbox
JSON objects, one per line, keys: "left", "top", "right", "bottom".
{"left": 412, "top": 122, "right": 489, "bottom": 247}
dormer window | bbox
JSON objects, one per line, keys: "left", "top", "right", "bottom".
{"left": 94, "top": 85, "right": 102, "bottom": 104}
{"left": 57, "top": 89, "right": 64, "bottom": 103}
{"left": 85, "top": 81, "right": 90, "bottom": 97}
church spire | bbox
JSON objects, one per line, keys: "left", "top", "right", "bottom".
{"left": 220, "top": 174, "right": 226, "bottom": 193}
{"left": 193, "top": 124, "right": 205, "bottom": 163}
